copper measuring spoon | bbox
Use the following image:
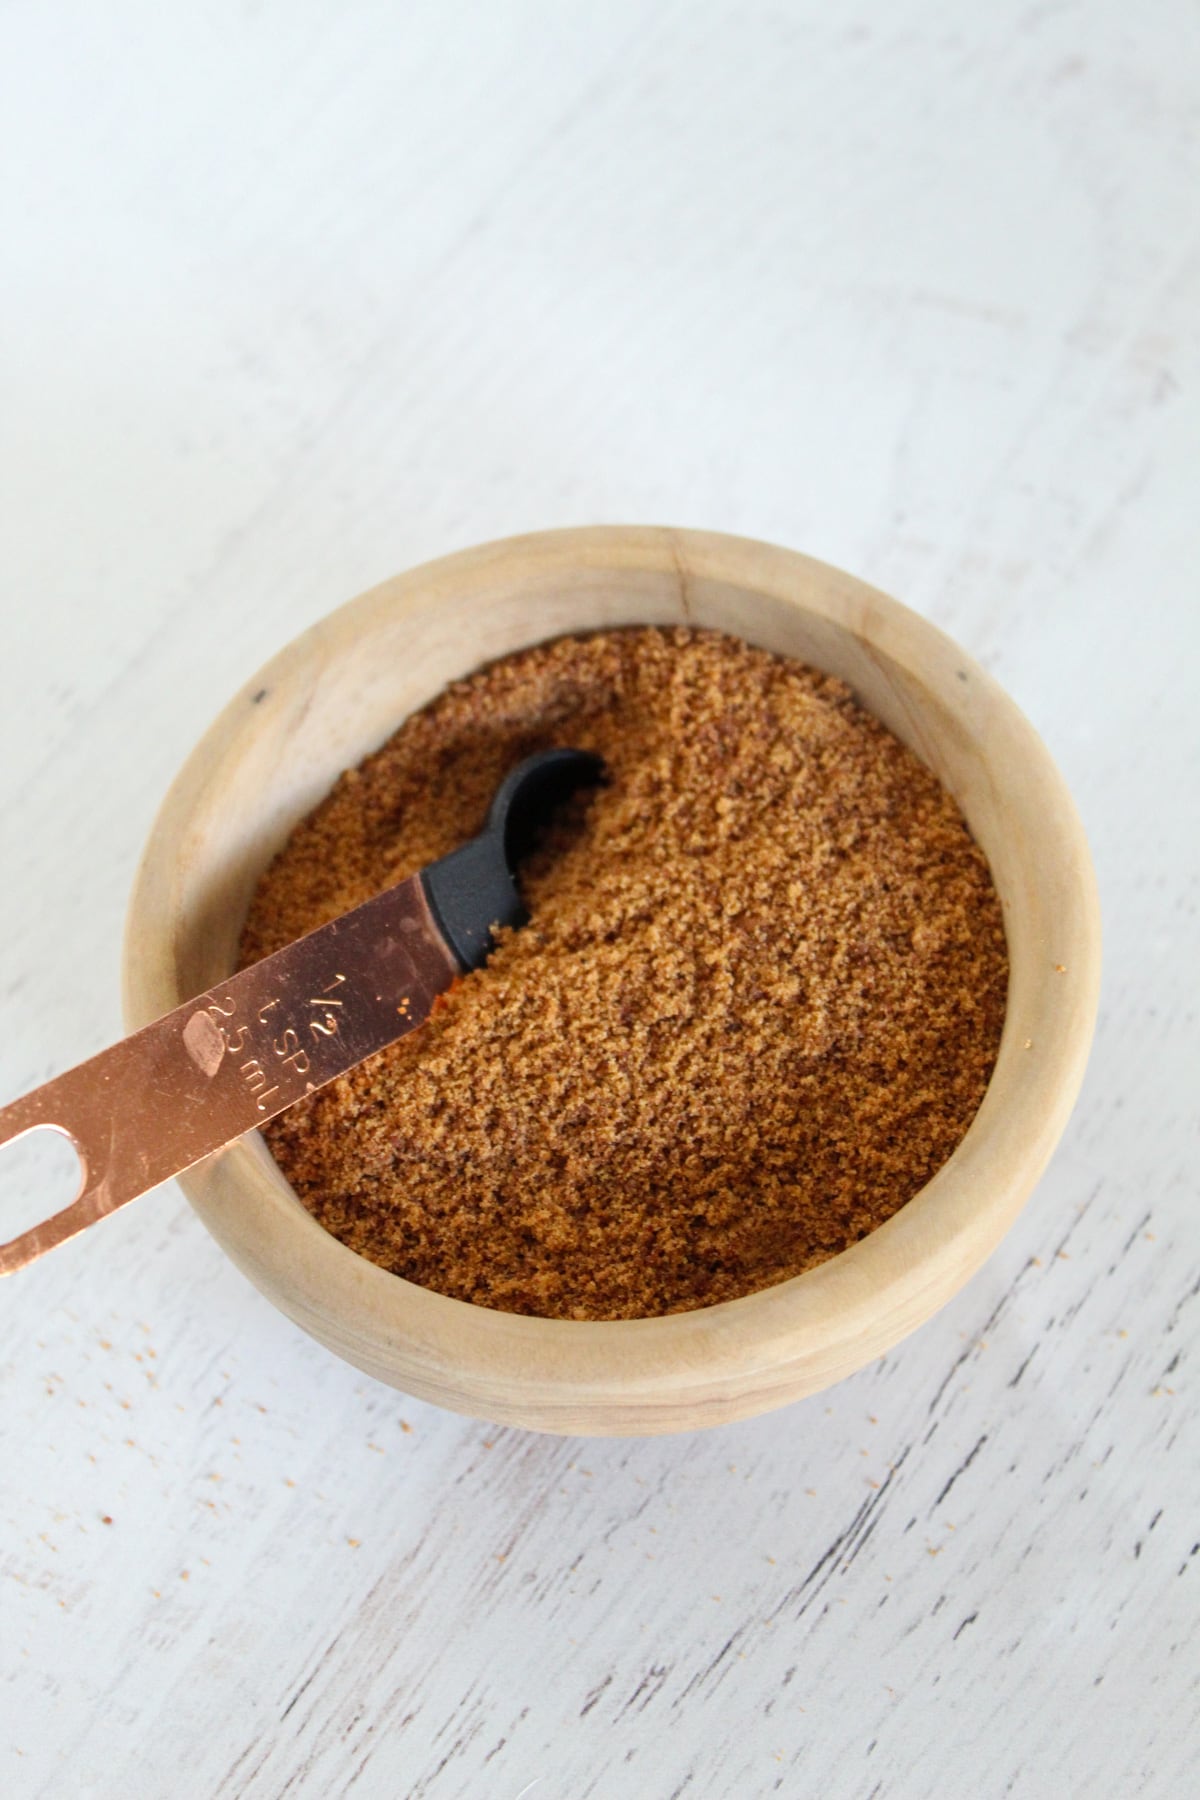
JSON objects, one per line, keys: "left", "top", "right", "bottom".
{"left": 0, "top": 748, "right": 603, "bottom": 1275}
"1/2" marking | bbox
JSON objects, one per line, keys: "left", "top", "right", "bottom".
{"left": 308, "top": 972, "right": 346, "bottom": 1040}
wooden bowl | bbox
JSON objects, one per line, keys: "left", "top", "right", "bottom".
{"left": 123, "top": 528, "right": 1101, "bottom": 1435}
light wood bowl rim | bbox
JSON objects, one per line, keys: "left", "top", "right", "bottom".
{"left": 123, "top": 527, "right": 1101, "bottom": 1435}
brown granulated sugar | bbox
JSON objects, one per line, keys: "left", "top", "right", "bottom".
{"left": 239, "top": 627, "right": 1008, "bottom": 1321}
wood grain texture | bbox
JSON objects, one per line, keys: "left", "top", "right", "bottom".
{"left": 1, "top": 0, "right": 1196, "bottom": 1794}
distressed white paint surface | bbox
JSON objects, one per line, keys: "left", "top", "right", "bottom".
{"left": 1, "top": 2, "right": 1197, "bottom": 1795}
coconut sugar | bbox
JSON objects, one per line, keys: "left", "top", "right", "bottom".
{"left": 238, "top": 627, "right": 1008, "bottom": 1320}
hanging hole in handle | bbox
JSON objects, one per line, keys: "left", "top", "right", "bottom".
{"left": 0, "top": 1124, "right": 87, "bottom": 1248}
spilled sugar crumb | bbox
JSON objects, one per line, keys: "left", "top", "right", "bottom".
{"left": 240, "top": 627, "right": 1008, "bottom": 1320}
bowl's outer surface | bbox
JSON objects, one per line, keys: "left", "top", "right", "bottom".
{"left": 123, "top": 527, "right": 1101, "bottom": 1435}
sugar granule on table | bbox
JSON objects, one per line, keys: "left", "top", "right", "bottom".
{"left": 239, "top": 627, "right": 1008, "bottom": 1320}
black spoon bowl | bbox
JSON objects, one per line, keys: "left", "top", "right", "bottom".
{"left": 421, "top": 748, "right": 606, "bottom": 972}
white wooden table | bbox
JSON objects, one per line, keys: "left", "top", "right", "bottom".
{"left": 1, "top": 3, "right": 1196, "bottom": 1795}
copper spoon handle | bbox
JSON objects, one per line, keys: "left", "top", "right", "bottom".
{"left": 0, "top": 874, "right": 459, "bottom": 1275}
{"left": 0, "top": 745, "right": 603, "bottom": 1276}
